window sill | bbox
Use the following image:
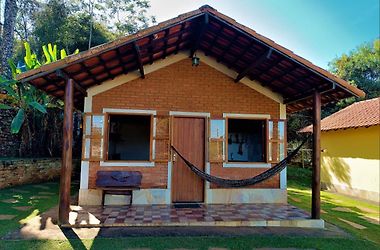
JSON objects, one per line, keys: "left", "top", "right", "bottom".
{"left": 100, "top": 161, "right": 155, "bottom": 167}
{"left": 222, "top": 162, "right": 271, "bottom": 168}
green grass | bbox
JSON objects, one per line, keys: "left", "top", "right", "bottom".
{"left": 0, "top": 181, "right": 78, "bottom": 237}
{"left": 287, "top": 166, "right": 380, "bottom": 245}
{"left": 0, "top": 171, "right": 379, "bottom": 250}
{"left": 1, "top": 236, "right": 378, "bottom": 250}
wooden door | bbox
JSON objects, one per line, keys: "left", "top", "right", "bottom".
{"left": 172, "top": 117, "right": 205, "bottom": 203}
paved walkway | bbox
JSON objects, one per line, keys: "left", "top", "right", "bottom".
{"left": 2, "top": 203, "right": 349, "bottom": 241}
{"left": 69, "top": 204, "right": 313, "bottom": 227}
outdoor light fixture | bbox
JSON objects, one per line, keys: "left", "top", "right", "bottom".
{"left": 192, "top": 54, "right": 200, "bottom": 66}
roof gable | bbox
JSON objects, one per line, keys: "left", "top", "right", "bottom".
{"left": 16, "top": 5, "right": 365, "bottom": 112}
{"left": 301, "top": 97, "right": 380, "bottom": 132}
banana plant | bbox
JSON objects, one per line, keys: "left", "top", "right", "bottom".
{"left": 0, "top": 76, "right": 47, "bottom": 134}
{"left": 24, "top": 42, "right": 41, "bottom": 70}
{"left": 0, "top": 42, "right": 80, "bottom": 134}
{"left": 42, "top": 43, "right": 79, "bottom": 63}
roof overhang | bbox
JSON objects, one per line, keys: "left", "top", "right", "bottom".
{"left": 16, "top": 5, "right": 365, "bottom": 112}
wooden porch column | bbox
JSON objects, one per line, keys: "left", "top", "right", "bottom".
{"left": 312, "top": 90, "right": 321, "bottom": 219}
{"left": 58, "top": 78, "right": 74, "bottom": 224}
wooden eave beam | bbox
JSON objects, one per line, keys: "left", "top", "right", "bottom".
{"left": 234, "top": 48, "right": 273, "bottom": 83}
{"left": 283, "top": 83, "right": 336, "bottom": 104}
{"left": 56, "top": 69, "right": 87, "bottom": 96}
{"left": 190, "top": 13, "right": 209, "bottom": 58}
{"left": 133, "top": 42, "right": 145, "bottom": 79}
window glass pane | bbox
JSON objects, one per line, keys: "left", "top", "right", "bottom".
{"left": 210, "top": 120, "right": 225, "bottom": 139}
{"left": 268, "top": 142, "right": 272, "bottom": 162}
{"left": 84, "top": 138, "right": 90, "bottom": 158}
{"left": 85, "top": 116, "right": 91, "bottom": 135}
{"left": 279, "top": 142, "right": 285, "bottom": 160}
{"left": 278, "top": 121, "right": 285, "bottom": 141}
{"left": 227, "top": 119, "right": 265, "bottom": 162}
{"left": 268, "top": 121, "right": 273, "bottom": 140}
{"left": 108, "top": 115, "right": 151, "bottom": 161}
{"left": 92, "top": 115, "right": 104, "bottom": 136}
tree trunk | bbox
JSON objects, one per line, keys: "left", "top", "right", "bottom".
{"left": 0, "top": 0, "right": 18, "bottom": 78}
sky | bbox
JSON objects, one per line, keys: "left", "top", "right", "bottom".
{"left": 147, "top": 0, "right": 380, "bottom": 69}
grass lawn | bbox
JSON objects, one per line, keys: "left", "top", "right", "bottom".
{"left": 287, "top": 166, "right": 380, "bottom": 246}
{"left": 0, "top": 180, "right": 78, "bottom": 237}
{"left": 0, "top": 170, "right": 379, "bottom": 250}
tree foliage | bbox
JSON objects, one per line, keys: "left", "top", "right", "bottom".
{"left": 288, "top": 39, "right": 380, "bottom": 146}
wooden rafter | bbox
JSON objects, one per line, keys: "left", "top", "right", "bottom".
{"left": 284, "top": 83, "right": 335, "bottom": 104}
{"left": 216, "top": 32, "right": 238, "bottom": 62}
{"left": 174, "top": 23, "right": 187, "bottom": 54}
{"left": 148, "top": 35, "right": 155, "bottom": 64}
{"left": 115, "top": 47, "right": 129, "bottom": 74}
{"left": 98, "top": 56, "right": 115, "bottom": 79}
{"left": 234, "top": 48, "right": 273, "bottom": 83}
{"left": 56, "top": 69, "right": 87, "bottom": 96}
{"left": 161, "top": 29, "right": 170, "bottom": 59}
{"left": 133, "top": 41, "right": 145, "bottom": 78}
{"left": 204, "top": 25, "right": 224, "bottom": 56}
{"left": 189, "top": 13, "right": 209, "bottom": 58}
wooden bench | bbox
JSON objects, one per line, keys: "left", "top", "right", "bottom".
{"left": 96, "top": 171, "right": 142, "bottom": 205}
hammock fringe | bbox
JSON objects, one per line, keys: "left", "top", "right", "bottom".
{"left": 171, "top": 136, "right": 309, "bottom": 188}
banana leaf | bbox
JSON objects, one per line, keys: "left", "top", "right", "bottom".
{"left": 29, "top": 101, "right": 47, "bottom": 113}
{"left": 42, "top": 45, "right": 51, "bottom": 64}
{"left": 11, "top": 109, "right": 25, "bottom": 134}
{"left": 60, "top": 49, "right": 67, "bottom": 59}
{"left": 24, "top": 42, "right": 33, "bottom": 69}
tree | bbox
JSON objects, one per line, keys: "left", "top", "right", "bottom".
{"left": 0, "top": 0, "right": 18, "bottom": 78}
{"left": 72, "top": 0, "right": 156, "bottom": 42}
{"left": 329, "top": 39, "right": 380, "bottom": 100}
{"left": 287, "top": 39, "right": 380, "bottom": 147}
{"left": 15, "top": 0, "right": 40, "bottom": 41}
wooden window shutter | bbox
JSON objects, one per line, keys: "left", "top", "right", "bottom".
{"left": 209, "top": 119, "right": 225, "bottom": 162}
{"left": 267, "top": 119, "right": 287, "bottom": 163}
{"left": 82, "top": 113, "right": 105, "bottom": 161}
{"left": 153, "top": 115, "right": 170, "bottom": 162}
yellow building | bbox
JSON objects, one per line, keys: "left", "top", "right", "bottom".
{"left": 305, "top": 98, "right": 379, "bottom": 203}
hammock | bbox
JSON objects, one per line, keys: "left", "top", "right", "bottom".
{"left": 171, "top": 137, "right": 309, "bottom": 188}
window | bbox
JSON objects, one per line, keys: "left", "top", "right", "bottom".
{"left": 107, "top": 114, "right": 151, "bottom": 161}
{"left": 227, "top": 119, "right": 266, "bottom": 162}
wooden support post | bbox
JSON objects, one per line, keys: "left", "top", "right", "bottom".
{"left": 312, "top": 90, "right": 321, "bottom": 219}
{"left": 58, "top": 78, "right": 74, "bottom": 224}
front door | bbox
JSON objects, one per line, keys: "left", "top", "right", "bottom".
{"left": 172, "top": 117, "right": 205, "bottom": 203}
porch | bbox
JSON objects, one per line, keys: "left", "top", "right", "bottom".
{"left": 65, "top": 203, "right": 323, "bottom": 228}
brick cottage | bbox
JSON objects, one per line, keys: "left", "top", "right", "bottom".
{"left": 16, "top": 5, "right": 364, "bottom": 224}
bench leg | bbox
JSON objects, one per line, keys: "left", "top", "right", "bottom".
{"left": 102, "top": 191, "right": 105, "bottom": 206}
{"left": 130, "top": 190, "right": 133, "bottom": 205}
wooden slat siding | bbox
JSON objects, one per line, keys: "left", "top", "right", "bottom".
{"left": 312, "top": 91, "right": 321, "bottom": 219}
{"left": 154, "top": 115, "right": 170, "bottom": 162}
{"left": 172, "top": 117, "right": 205, "bottom": 203}
{"left": 58, "top": 78, "right": 74, "bottom": 224}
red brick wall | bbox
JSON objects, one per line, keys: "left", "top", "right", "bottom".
{"left": 89, "top": 58, "right": 281, "bottom": 189}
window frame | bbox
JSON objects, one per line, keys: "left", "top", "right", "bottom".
{"left": 225, "top": 116, "right": 269, "bottom": 164}
{"left": 103, "top": 112, "right": 154, "bottom": 163}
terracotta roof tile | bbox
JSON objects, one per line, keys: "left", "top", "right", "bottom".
{"left": 301, "top": 97, "right": 380, "bottom": 132}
